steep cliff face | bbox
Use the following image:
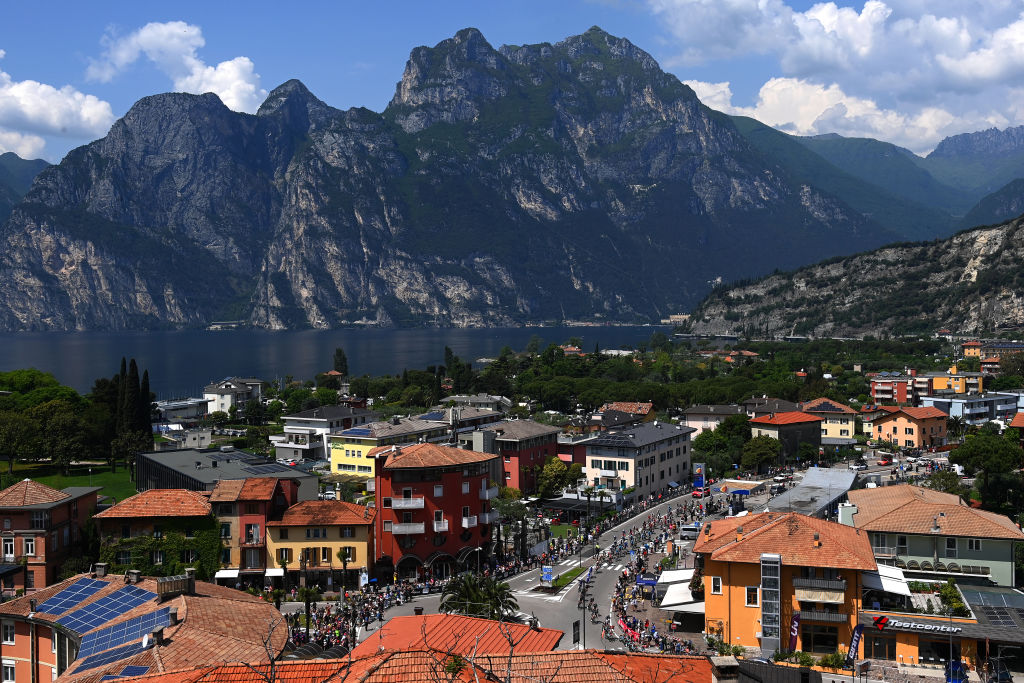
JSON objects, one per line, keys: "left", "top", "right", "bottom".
{"left": 688, "top": 215, "right": 1024, "bottom": 338}
{"left": 0, "top": 27, "right": 893, "bottom": 331}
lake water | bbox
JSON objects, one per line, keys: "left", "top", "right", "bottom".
{"left": 0, "top": 326, "right": 666, "bottom": 397}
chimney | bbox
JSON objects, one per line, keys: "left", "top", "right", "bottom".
{"left": 95, "top": 562, "right": 108, "bottom": 578}
{"left": 152, "top": 627, "right": 165, "bottom": 646}
{"left": 29, "top": 599, "right": 36, "bottom": 614}
{"left": 736, "top": 525, "right": 743, "bottom": 542}
{"left": 813, "top": 533, "right": 821, "bottom": 548}
{"left": 168, "top": 608, "right": 179, "bottom": 626}
{"left": 185, "top": 567, "right": 196, "bottom": 593}
{"left": 128, "top": 569, "right": 142, "bottom": 584}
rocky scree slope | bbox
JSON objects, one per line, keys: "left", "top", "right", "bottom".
{"left": 687, "top": 214, "right": 1024, "bottom": 339}
{"left": 0, "top": 27, "right": 892, "bottom": 331}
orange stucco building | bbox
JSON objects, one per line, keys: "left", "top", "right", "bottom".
{"left": 872, "top": 407, "right": 947, "bottom": 449}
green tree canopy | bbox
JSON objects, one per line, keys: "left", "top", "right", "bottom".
{"left": 951, "top": 434, "right": 1023, "bottom": 508}
{"left": 333, "top": 347, "right": 349, "bottom": 375}
{"left": 741, "top": 435, "right": 781, "bottom": 472}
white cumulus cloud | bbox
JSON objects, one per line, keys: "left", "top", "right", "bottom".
{"left": 653, "top": 0, "right": 1024, "bottom": 151}
{"left": 87, "top": 21, "right": 266, "bottom": 113}
{"left": 0, "top": 51, "right": 114, "bottom": 158}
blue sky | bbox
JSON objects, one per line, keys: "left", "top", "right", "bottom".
{"left": 3, "top": 1, "right": 1023, "bottom": 161}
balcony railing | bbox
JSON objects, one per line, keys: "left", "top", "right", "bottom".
{"left": 433, "top": 519, "right": 449, "bottom": 532}
{"left": 461, "top": 516, "right": 478, "bottom": 529}
{"left": 479, "top": 486, "right": 499, "bottom": 501}
{"left": 599, "top": 469, "right": 618, "bottom": 478}
{"left": 392, "top": 497, "right": 425, "bottom": 510}
{"left": 241, "top": 535, "right": 264, "bottom": 547}
{"left": 801, "top": 611, "right": 847, "bottom": 623}
{"left": 392, "top": 522, "right": 425, "bottom": 535}
{"left": 872, "top": 546, "right": 897, "bottom": 558}
{"left": 479, "top": 511, "right": 499, "bottom": 524}
{"left": 792, "top": 577, "right": 847, "bottom": 591}
{"left": 365, "top": 480, "right": 375, "bottom": 493}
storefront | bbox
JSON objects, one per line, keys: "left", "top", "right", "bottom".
{"left": 858, "top": 611, "right": 1020, "bottom": 670}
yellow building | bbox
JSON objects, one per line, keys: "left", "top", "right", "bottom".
{"left": 800, "top": 398, "right": 858, "bottom": 444}
{"left": 930, "top": 366, "right": 983, "bottom": 394}
{"left": 961, "top": 341, "right": 982, "bottom": 358}
{"left": 266, "top": 500, "right": 375, "bottom": 590}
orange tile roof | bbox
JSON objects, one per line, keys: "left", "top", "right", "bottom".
{"left": 874, "top": 406, "right": 947, "bottom": 423}
{"left": 598, "top": 401, "right": 653, "bottom": 416}
{"left": 93, "top": 489, "right": 212, "bottom": 518}
{"left": 239, "top": 477, "right": 279, "bottom": 501}
{"left": 800, "top": 398, "right": 857, "bottom": 415}
{"left": 693, "top": 512, "right": 876, "bottom": 570}
{"left": 0, "top": 479, "right": 69, "bottom": 507}
{"left": 1010, "top": 412, "right": 1024, "bottom": 429}
{"left": 124, "top": 650, "right": 712, "bottom": 683}
{"left": 208, "top": 479, "right": 244, "bottom": 503}
{"left": 749, "top": 411, "right": 823, "bottom": 426}
{"left": 981, "top": 356, "right": 1001, "bottom": 363}
{"left": 847, "top": 485, "right": 1024, "bottom": 540}
{"left": 963, "top": 341, "right": 982, "bottom": 346}
{"left": 349, "top": 613, "right": 563, "bottom": 659}
{"left": 267, "top": 500, "right": 374, "bottom": 527}
{"left": 861, "top": 405, "right": 901, "bottom": 414}
{"left": 369, "top": 442, "right": 498, "bottom": 469}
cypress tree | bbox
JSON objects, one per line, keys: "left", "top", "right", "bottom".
{"left": 138, "top": 369, "right": 153, "bottom": 447}
{"left": 122, "top": 359, "right": 140, "bottom": 438}
{"left": 115, "top": 357, "right": 128, "bottom": 436}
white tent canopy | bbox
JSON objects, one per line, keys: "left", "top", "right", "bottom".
{"left": 661, "top": 581, "right": 701, "bottom": 609}
{"left": 265, "top": 568, "right": 285, "bottom": 577}
{"left": 862, "top": 564, "right": 911, "bottom": 597}
{"left": 657, "top": 568, "right": 695, "bottom": 585}
{"left": 214, "top": 569, "right": 239, "bottom": 579}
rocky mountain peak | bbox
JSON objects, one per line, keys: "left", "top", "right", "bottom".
{"left": 257, "top": 78, "right": 336, "bottom": 131}
{"left": 929, "top": 125, "right": 1024, "bottom": 160}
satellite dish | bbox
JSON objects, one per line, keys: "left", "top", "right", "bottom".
{"left": 142, "top": 634, "right": 150, "bottom": 648}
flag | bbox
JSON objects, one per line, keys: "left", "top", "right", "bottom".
{"left": 846, "top": 625, "right": 864, "bottom": 666}
{"left": 789, "top": 613, "right": 800, "bottom": 651}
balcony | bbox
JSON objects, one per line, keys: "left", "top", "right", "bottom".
{"left": 801, "top": 610, "right": 847, "bottom": 624}
{"left": 241, "top": 535, "right": 264, "bottom": 547}
{"left": 599, "top": 469, "right": 617, "bottom": 478}
{"left": 792, "top": 577, "right": 847, "bottom": 591}
{"left": 433, "top": 519, "right": 449, "bottom": 532}
{"left": 461, "top": 516, "right": 478, "bottom": 529}
{"left": 392, "top": 522, "right": 425, "bottom": 535}
{"left": 872, "top": 546, "right": 897, "bottom": 559}
{"left": 479, "top": 511, "right": 499, "bottom": 524}
{"left": 365, "top": 480, "right": 375, "bottom": 493}
{"left": 391, "top": 497, "right": 425, "bottom": 510}
{"left": 479, "top": 486, "right": 499, "bottom": 501}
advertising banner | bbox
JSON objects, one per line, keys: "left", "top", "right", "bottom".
{"left": 693, "top": 464, "right": 706, "bottom": 488}
{"left": 789, "top": 612, "right": 800, "bottom": 651}
{"left": 846, "top": 624, "right": 864, "bottom": 667}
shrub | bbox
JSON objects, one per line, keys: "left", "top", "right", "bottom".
{"left": 818, "top": 651, "right": 849, "bottom": 669}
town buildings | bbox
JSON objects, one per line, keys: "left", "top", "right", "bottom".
{"left": 370, "top": 443, "right": 501, "bottom": 582}
{"left": 871, "top": 407, "right": 948, "bottom": 448}
{"left": 209, "top": 477, "right": 300, "bottom": 584}
{"left": 919, "top": 392, "right": 1017, "bottom": 427}
{"left": 266, "top": 500, "right": 374, "bottom": 591}
{"left": 456, "top": 419, "right": 561, "bottom": 494}
{"left": 583, "top": 422, "right": 694, "bottom": 499}
{"left": 681, "top": 405, "right": 746, "bottom": 435}
{"left": 0, "top": 480, "right": 99, "bottom": 595}
{"left": 840, "top": 485, "right": 1024, "bottom": 587}
{"left": 748, "top": 412, "right": 823, "bottom": 464}
{"left": 271, "top": 404, "right": 378, "bottom": 462}
{"left": 800, "top": 398, "right": 858, "bottom": 447}
{"left": 202, "top": 377, "right": 265, "bottom": 414}
{"left": 0, "top": 567, "right": 284, "bottom": 681}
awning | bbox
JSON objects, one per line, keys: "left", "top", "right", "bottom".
{"left": 668, "top": 481, "right": 680, "bottom": 488}
{"left": 423, "top": 551, "right": 455, "bottom": 567}
{"left": 660, "top": 582, "right": 697, "bottom": 608}
{"left": 672, "top": 601, "right": 706, "bottom": 613}
{"left": 265, "top": 568, "right": 284, "bottom": 577}
{"left": 657, "top": 569, "right": 695, "bottom": 585}
{"left": 863, "top": 564, "right": 911, "bottom": 597}
{"left": 456, "top": 546, "right": 480, "bottom": 564}
{"left": 214, "top": 569, "right": 239, "bottom": 579}
{"left": 794, "top": 588, "right": 845, "bottom": 604}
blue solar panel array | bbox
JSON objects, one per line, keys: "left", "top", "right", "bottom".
{"left": 57, "top": 585, "right": 156, "bottom": 634}
{"left": 418, "top": 411, "right": 444, "bottom": 421}
{"left": 75, "top": 641, "right": 151, "bottom": 671}
{"left": 78, "top": 608, "right": 171, "bottom": 657}
{"left": 344, "top": 427, "right": 371, "bottom": 436}
{"left": 119, "top": 665, "right": 151, "bottom": 677}
{"left": 35, "top": 578, "right": 108, "bottom": 615}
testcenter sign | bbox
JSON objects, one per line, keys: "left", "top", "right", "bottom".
{"left": 873, "top": 616, "right": 962, "bottom": 634}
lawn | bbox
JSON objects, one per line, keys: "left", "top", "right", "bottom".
{"left": 548, "top": 523, "right": 579, "bottom": 539}
{"left": 552, "top": 565, "right": 586, "bottom": 589}
{"left": 8, "top": 461, "right": 138, "bottom": 503}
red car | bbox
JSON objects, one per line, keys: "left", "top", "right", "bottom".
{"left": 877, "top": 458, "right": 892, "bottom": 466}
{"left": 692, "top": 487, "right": 710, "bottom": 498}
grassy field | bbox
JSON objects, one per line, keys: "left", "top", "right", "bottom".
{"left": 7, "top": 461, "right": 138, "bottom": 503}
{"left": 548, "top": 523, "right": 579, "bottom": 539}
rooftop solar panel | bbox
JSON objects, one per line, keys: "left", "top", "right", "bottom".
{"left": 36, "top": 578, "right": 108, "bottom": 615}
{"left": 78, "top": 608, "right": 171, "bottom": 657}
{"left": 418, "top": 411, "right": 444, "bottom": 421}
{"left": 58, "top": 585, "right": 156, "bottom": 634}
{"left": 75, "top": 640, "right": 150, "bottom": 671}
{"left": 344, "top": 428, "right": 372, "bottom": 436}
{"left": 119, "top": 666, "right": 151, "bottom": 677}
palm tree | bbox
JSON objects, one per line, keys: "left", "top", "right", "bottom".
{"left": 947, "top": 416, "right": 966, "bottom": 444}
{"left": 440, "top": 573, "right": 518, "bottom": 621}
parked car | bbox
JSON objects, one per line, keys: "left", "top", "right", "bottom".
{"left": 849, "top": 463, "right": 868, "bottom": 471}
{"left": 678, "top": 523, "right": 701, "bottom": 540}
{"left": 692, "top": 487, "right": 711, "bottom": 498}
{"left": 877, "top": 458, "right": 892, "bottom": 466}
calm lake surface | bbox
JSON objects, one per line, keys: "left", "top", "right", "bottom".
{"left": 0, "top": 326, "right": 666, "bottom": 397}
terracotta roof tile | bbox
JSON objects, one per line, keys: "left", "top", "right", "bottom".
{"left": 1010, "top": 412, "right": 1024, "bottom": 429}
{"left": 94, "top": 489, "right": 212, "bottom": 518}
{"left": 349, "top": 613, "right": 562, "bottom": 658}
{"left": 693, "top": 512, "right": 876, "bottom": 570}
{"left": 749, "top": 411, "right": 823, "bottom": 426}
{"left": 0, "top": 479, "right": 69, "bottom": 507}
{"left": 267, "top": 500, "right": 374, "bottom": 527}
{"left": 239, "top": 477, "right": 279, "bottom": 501}
{"left": 847, "top": 485, "right": 1024, "bottom": 540}
{"left": 598, "top": 402, "right": 654, "bottom": 416}
{"left": 369, "top": 442, "right": 498, "bottom": 469}
{"left": 209, "top": 480, "right": 244, "bottom": 503}
{"left": 800, "top": 398, "right": 857, "bottom": 415}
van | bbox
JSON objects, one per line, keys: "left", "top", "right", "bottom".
{"left": 678, "top": 523, "right": 701, "bottom": 540}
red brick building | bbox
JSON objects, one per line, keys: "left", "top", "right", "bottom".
{"left": 458, "top": 419, "right": 561, "bottom": 494}
{"left": 0, "top": 479, "right": 100, "bottom": 594}
{"left": 370, "top": 443, "right": 501, "bottom": 582}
